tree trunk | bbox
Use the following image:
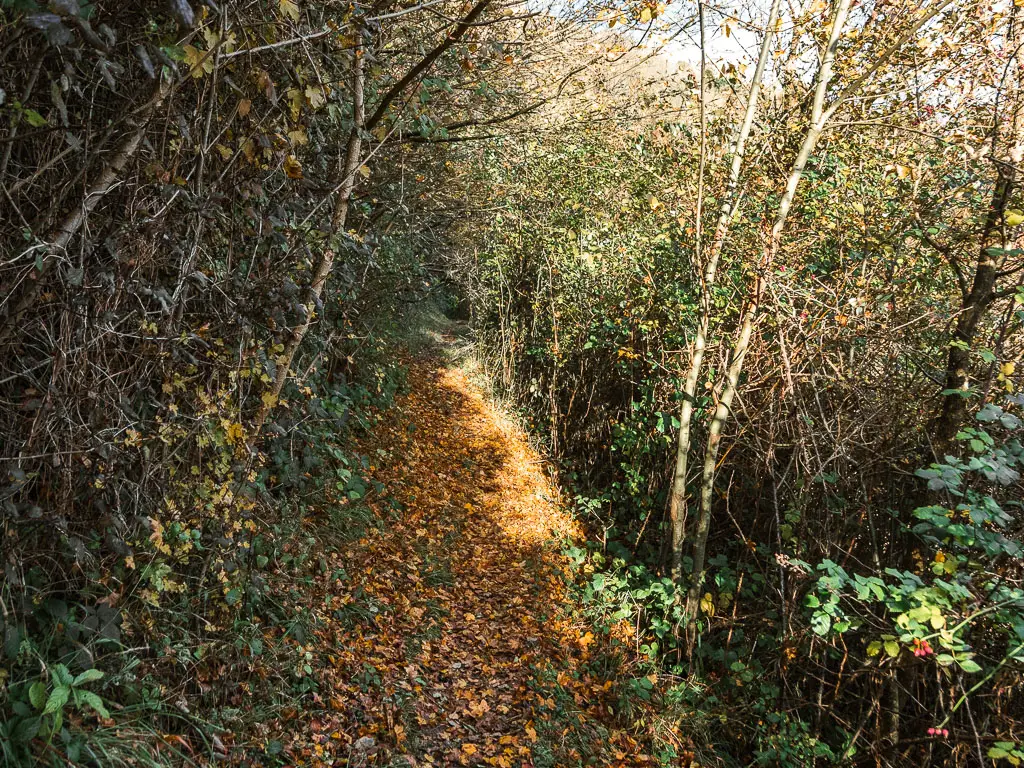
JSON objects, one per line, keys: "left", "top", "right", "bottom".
{"left": 684, "top": 0, "right": 853, "bottom": 622}
{"left": 667, "top": 0, "right": 782, "bottom": 580}
{"left": 254, "top": 35, "right": 366, "bottom": 429}
{"left": 934, "top": 162, "right": 1016, "bottom": 446}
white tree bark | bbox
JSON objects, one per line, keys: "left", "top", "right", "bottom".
{"left": 668, "top": 0, "right": 783, "bottom": 579}
{"left": 684, "top": 0, "right": 853, "bottom": 621}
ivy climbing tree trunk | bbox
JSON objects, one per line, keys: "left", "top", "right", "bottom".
{"left": 667, "top": 0, "right": 782, "bottom": 580}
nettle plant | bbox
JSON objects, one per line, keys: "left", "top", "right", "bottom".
{"left": 804, "top": 396, "right": 1024, "bottom": 706}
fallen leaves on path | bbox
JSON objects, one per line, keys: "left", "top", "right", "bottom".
{"left": 259, "top": 352, "right": 654, "bottom": 766}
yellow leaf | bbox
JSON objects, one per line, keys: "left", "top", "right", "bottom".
{"left": 202, "top": 27, "right": 221, "bottom": 49}
{"left": 357, "top": 164, "right": 370, "bottom": 179}
{"left": 640, "top": 7, "right": 652, "bottom": 22}
{"left": 462, "top": 744, "right": 477, "bottom": 755}
{"left": 283, "top": 155, "right": 303, "bottom": 179}
{"left": 279, "top": 0, "right": 300, "bottom": 21}
{"left": 183, "top": 44, "right": 214, "bottom": 78}
{"left": 699, "top": 592, "right": 715, "bottom": 616}
{"left": 288, "top": 128, "right": 308, "bottom": 146}
{"left": 242, "top": 138, "right": 257, "bottom": 163}
{"left": 1001, "top": 361, "right": 1016, "bottom": 376}
{"left": 1005, "top": 209, "right": 1024, "bottom": 226}
{"left": 305, "top": 85, "right": 326, "bottom": 109}
{"left": 287, "top": 87, "right": 303, "bottom": 121}
{"left": 262, "top": 391, "right": 279, "bottom": 409}
{"left": 215, "top": 143, "right": 233, "bottom": 161}
{"left": 525, "top": 724, "right": 537, "bottom": 742}
{"left": 225, "top": 422, "right": 244, "bottom": 445}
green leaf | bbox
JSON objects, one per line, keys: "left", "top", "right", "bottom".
{"left": 810, "top": 612, "right": 831, "bottom": 635}
{"left": 74, "top": 690, "right": 110, "bottom": 719}
{"left": 72, "top": 669, "right": 104, "bottom": 687}
{"left": 225, "top": 588, "right": 241, "bottom": 606}
{"left": 958, "top": 658, "right": 982, "bottom": 673}
{"left": 908, "top": 606, "right": 931, "bottom": 623}
{"left": 13, "top": 716, "right": 41, "bottom": 743}
{"left": 884, "top": 640, "right": 900, "bottom": 657}
{"left": 28, "top": 681, "right": 47, "bottom": 710}
{"left": 43, "top": 685, "right": 70, "bottom": 715}
{"left": 51, "top": 663, "right": 73, "bottom": 687}
{"left": 22, "top": 108, "right": 48, "bottom": 127}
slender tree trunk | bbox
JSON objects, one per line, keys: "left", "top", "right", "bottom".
{"left": 255, "top": 36, "right": 366, "bottom": 429}
{"left": 934, "top": 6, "right": 1021, "bottom": 449}
{"left": 684, "top": 0, "right": 853, "bottom": 622}
{"left": 668, "top": 0, "right": 782, "bottom": 580}
{"left": 254, "top": 0, "right": 493, "bottom": 431}
{"left": 934, "top": 166, "right": 1015, "bottom": 445}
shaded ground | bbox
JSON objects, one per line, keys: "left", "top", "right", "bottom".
{"left": 260, "top": 336, "right": 653, "bottom": 767}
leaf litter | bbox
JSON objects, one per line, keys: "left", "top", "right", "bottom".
{"left": 252, "top": 351, "right": 654, "bottom": 767}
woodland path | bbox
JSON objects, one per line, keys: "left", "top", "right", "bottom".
{"left": 270, "top": 331, "right": 654, "bottom": 767}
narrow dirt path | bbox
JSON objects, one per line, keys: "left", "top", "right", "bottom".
{"left": 272, "top": 343, "right": 653, "bottom": 767}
